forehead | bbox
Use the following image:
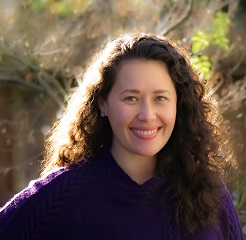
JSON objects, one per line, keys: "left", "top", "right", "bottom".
{"left": 116, "top": 58, "right": 168, "bottom": 73}
{"left": 113, "top": 59, "right": 174, "bottom": 89}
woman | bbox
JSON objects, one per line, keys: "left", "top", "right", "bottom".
{"left": 0, "top": 33, "right": 243, "bottom": 239}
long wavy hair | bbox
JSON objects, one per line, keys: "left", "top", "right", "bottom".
{"left": 42, "top": 33, "right": 233, "bottom": 234}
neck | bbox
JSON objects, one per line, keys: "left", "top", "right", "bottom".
{"left": 110, "top": 147, "right": 157, "bottom": 185}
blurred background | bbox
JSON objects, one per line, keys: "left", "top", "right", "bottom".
{"left": 0, "top": 0, "right": 245, "bottom": 237}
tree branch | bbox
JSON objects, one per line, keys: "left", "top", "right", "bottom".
{"left": 160, "top": 0, "right": 193, "bottom": 36}
{"left": 37, "top": 73, "right": 65, "bottom": 108}
{"left": 0, "top": 43, "right": 67, "bottom": 108}
{"left": 0, "top": 75, "right": 44, "bottom": 92}
{"left": 229, "top": 49, "right": 245, "bottom": 75}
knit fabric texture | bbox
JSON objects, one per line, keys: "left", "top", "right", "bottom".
{"left": 0, "top": 148, "right": 243, "bottom": 240}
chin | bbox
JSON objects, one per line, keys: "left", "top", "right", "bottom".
{"left": 134, "top": 149, "right": 160, "bottom": 158}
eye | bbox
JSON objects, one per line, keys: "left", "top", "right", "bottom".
{"left": 155, "top": 96, "right": 167, "bottom": 102}
{"left": 124, "top": 96, "right": 138, "bottom": 102}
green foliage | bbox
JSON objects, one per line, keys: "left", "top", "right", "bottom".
{"left": 192, "top": 55, "right": 212, "bottom": 80}
{"left": 29, "top": 0, "right": 46, "bottom": 13}
{"left": 191, "top": 30, "right": 210, "bottom": 53}
{"left": 27, "top": 0, "right": 92, "bottom": 17}
{"left": 191, "top": 11, "right": 231, "bottom": 79}
{"left": 211, "top": 11, "right": 230, "bottom": 51}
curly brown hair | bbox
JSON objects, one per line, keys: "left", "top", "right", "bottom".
{"left": 42, "top": 33, "right": 233, "bottom": 234}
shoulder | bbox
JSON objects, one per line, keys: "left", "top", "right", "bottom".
{"left": 1, "top": 159, "right": 89, "bottom": 209}
{"left": 218, "top": 183, "right": 244, "bottom": 240}
{"left": 0, "top": 154, "right": 101, "bottom": 235}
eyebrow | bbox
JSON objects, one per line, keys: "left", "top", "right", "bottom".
{"left": 120, "top": 89, "right": 171, "bottom": 95}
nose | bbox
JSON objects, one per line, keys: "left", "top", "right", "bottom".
{"left": 137, "top": 100, "right": 156, "bottom": 121}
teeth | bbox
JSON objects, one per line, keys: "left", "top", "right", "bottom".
{"left": 132, "top": 128, "right": 158, "bottom": 136}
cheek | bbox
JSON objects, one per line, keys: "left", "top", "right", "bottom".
{"left": 108, "top": 107, "right": 125, "bottom": 124}
{"left": 162, "top": 107, "right": 177, "bottom": 125}
{"left": 109, "top": 111, "right": 132, "bottom": 128}
{"left": 107, "top": 102, "right": 135, "bottom": 124}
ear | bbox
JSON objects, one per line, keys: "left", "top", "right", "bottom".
{"left": 98, "top": 97, "right": 107, "bottom": 114}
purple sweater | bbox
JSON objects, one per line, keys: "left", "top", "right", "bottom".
{"left": 0, "top": 148, "right": 243, "bottom": 240}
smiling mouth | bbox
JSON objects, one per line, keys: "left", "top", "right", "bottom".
{"left": 131, "top": 128, "right": 159, "bottom": 136}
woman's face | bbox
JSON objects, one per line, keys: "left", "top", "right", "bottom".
{"left": 100, "top": 59, "right": 177, "bottom": 160}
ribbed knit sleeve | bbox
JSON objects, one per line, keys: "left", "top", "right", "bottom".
{"left": 218, "top": 186, "right": 244, "bottom": 240}
{"left": 0, "top": 161, "right": 93, "bottom": 240}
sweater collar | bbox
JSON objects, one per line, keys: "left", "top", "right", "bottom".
{"left": 94, "top": 147, "right": 168, "bottom": 200}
